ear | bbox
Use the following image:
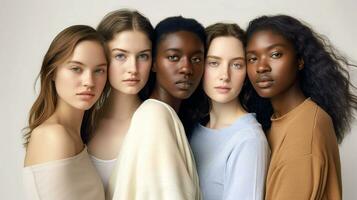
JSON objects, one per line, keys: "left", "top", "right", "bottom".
{"left": 152, "top": 62, "right": 157, "bottom": 72}
{"left": 298, "top": 58, "right": 304, "bottom": 70}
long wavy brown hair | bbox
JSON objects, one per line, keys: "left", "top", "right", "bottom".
{"left": 23, "top": 25, "right": 109, "bottom": 147}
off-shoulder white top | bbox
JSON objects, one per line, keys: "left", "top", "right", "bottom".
{"left": 23, "top": 147, "right": 105, "bottom": 200}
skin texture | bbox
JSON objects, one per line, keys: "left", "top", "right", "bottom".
{"left": 108, "top": 30, "right": 152, "bottom": 95}
{"left": 246, "top": 30, "right": 306, "bottom": 117}
{"left": 25, "top": 40, "right": 108, "bottom": 166}
{"left": 203, "top": 36, "right": 247, "bottom": 129}
{"left": 54, "top": 40, "right": 108, "bottom": 110}
{"left": 151, "top": 31, "right": 205, "bottom": 111}
{"left": 204, "top": 36, "right": 246, "bottom": 104}
{"left": 88, "top": 31, "right": 153, "bottom": 160}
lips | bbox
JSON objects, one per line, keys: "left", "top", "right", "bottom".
{"left": 76, "top": 91, "right": 95, "bottom": 100}
{"left": 175, "top": 80, "right": 193, "bottom": 90}
{"left": 214, "top": 86, "right": 231, "bottom": 94}
{"left": 123, "top": 78, "right": 140, "bottom": 86}
{"left": 255, "top": 75, "right": 274, "bottom": 88}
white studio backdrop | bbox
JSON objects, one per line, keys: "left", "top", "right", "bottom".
{"left": 0, "top": 0, "right": 356, "bottom": 199}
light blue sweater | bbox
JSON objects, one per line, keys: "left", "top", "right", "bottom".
{"left": 190, "top": 113, "right": 270, "bottom": 200}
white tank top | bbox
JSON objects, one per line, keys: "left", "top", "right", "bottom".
{"left": 90, "top": 154, "right": 117, "bottom": 191}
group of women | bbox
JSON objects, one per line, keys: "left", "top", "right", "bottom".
{"left": 22, "top": 8, "right": 356, "bottom": 200}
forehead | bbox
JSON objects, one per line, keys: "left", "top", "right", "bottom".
{"left": 157, "top": 31, "right": 204, "bottom": 52}
{"left": 208, "top": 36, "right": 244, "bottom": 57}
{"left": 246, "top": 30, "right": 293, "bottom": 51}
{"left": 66, "top": 40, "right": 107, "bottom": 65}
{"left": 108, "top": 30, "right": 151, "bottom": 50}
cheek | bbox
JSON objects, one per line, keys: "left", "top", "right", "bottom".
{"left": 108, "top": 64, "right": 123, "bottom": 83}
{"left": 95, "top": 75, "right": 107, "bottom": 90}
{"left": 138, "top": 61, "right": 152, "bottom": 78}
{"left": 203, "top": 68, "right": 215, "bottom": 86}
{"left": 194, "top": 63, "right": 204, "bottom": 78}
{"left": 233, "top": 70, "right": 246, "bottom": 85}
{"left": 54, "top": 71, "right": 78, "bottom": 90}
{"left": 274, "top": 61, "right": 298, "bottom": 84}
{"left": 156, "top": 63, "right": 173, "bottom": 80}
{"left": 246, "top": 65, "right": 256, "bottom": 82}
{"left": 109, "top": 62, "right": 124, "bottom": 75}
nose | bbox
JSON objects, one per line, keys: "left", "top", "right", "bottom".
{"left": 83, "top": 71, "right": 94, "bottom": 88}
{"left": 219, "top": 64, "right": 230, "bottom": 82}
{"left": 127, "top": 56, "right": 138, "bottom": 75}
{"left": 256, "top": 57, "right": 271, "bottom": 74}
{"left": 179, "top": 57, "right": 193, "bottom": 76}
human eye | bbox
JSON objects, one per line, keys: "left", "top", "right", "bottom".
{"left": 167, "top": 55, "right": 179, "bottom": 61}
{"left": 207, "top": 60, "right": 219, "bottom": 67}
{"left": 247, "top": 55, "right": 257, "bottom": 63}
{"left": 191, "top": 56, "right": 202, "bottom": 64}
{"left": 271, "top": 51, "right": 282, "bottom": 59}
{"left": 94, "top": 67, "right": 106, "bottom": 74}
{"left": 70, "top": 66, "right": 82, "bottom": 73}
{"left": 231, "top": 62, "right": 243, "bottom": 69}
{"left": 114, "top": 53, "right": 126, "bottom": 61}
{"left": 138, "top": 53, "right": 150, "bottom": 61}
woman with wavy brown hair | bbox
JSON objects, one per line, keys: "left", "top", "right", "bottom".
{"left": 23, "top": 25, "right": 109, "bottom": 200}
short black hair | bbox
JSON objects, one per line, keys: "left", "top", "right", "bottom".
{"left": 153, "top": 16, "right": 206, "bottom": 58}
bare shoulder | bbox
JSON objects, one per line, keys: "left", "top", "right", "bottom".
{"left": 24, "top": 123, "right": 77, "bottom": 166}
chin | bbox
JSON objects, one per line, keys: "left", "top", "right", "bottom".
{"left": 255, "top": 90, "right": 273, "bottom": 99}
{"left": 120, "top": 88, "right": 140, "bottom": 95}
{"left": 211, "top": 96, "right": 236, "bottom": 104}
{"left": 174, "top": 92, "right": 192, "bottom": 100}
{"left": 74, "top": 102, "right": 96, "bottom": 111}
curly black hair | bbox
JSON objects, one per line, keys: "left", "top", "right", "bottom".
{"left": 245, "top": 14, "right": 357, "bottom": 143}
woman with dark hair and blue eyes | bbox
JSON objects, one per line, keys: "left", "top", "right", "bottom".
{"left": 108, "top": 16, "right": 205, "bottom": 200}
{"left": 245, "top": 14, "right": 357, "bottom": 199}
{"left": 190, "top": 23, "right": 270, "bottom": 200}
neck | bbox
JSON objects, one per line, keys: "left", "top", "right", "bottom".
{"left": 101, "top": 89, "right": 142, "bottom": 121}
{"left": 208, "top": 99, "right": 246, "bottom": 129}
{"left": 53, "top": 99, "right": 84, "bottom": 135}
{"left": 270, "top": 81, "right": 306, "bottom": 118}
{"left": 150, "top": 84, "right": 181, "bottom": 113}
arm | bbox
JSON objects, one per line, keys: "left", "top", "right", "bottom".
{"left": 223, "top": 135, "right": 270, "bottom": 200}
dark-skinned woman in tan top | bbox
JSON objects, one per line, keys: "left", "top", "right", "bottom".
{"left": 245, "top": 15, "right": 357, "bottom": 200}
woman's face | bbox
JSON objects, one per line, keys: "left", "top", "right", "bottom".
{"left": 154, "top": 31, "right": 204, "bottom": 99}
{"left": 54, "top": 40, "right": 108, "bottom": 110}
{"left": 203, "top": 36, "right": 246, "bottom": 104}
{"left": 108, "top": 30, "right": 152, "bottom": 95}
{"left": 246, "top": 30, "right": 301, "bottom": 99}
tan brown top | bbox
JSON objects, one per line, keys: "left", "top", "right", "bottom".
{"left": 265, "top": 98, "right": 342, "bottom": 200}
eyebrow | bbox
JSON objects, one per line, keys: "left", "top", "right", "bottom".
{"left": 67, "top": 60, "right": 84, "bottom": 65}
{"left": 112, "top": 48, "right": 151, "bottom": 53}
{"left": 246, "top": 43, "right": 287, "bottom": 54}
{"left": 67, "top": 60, "right": 107, "bottom": 67}
{"left": 165, "top": 48, "right": 204, "bottom": 55}
{"left": 207, "top": 55, "right": 245, "bottom": 60}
